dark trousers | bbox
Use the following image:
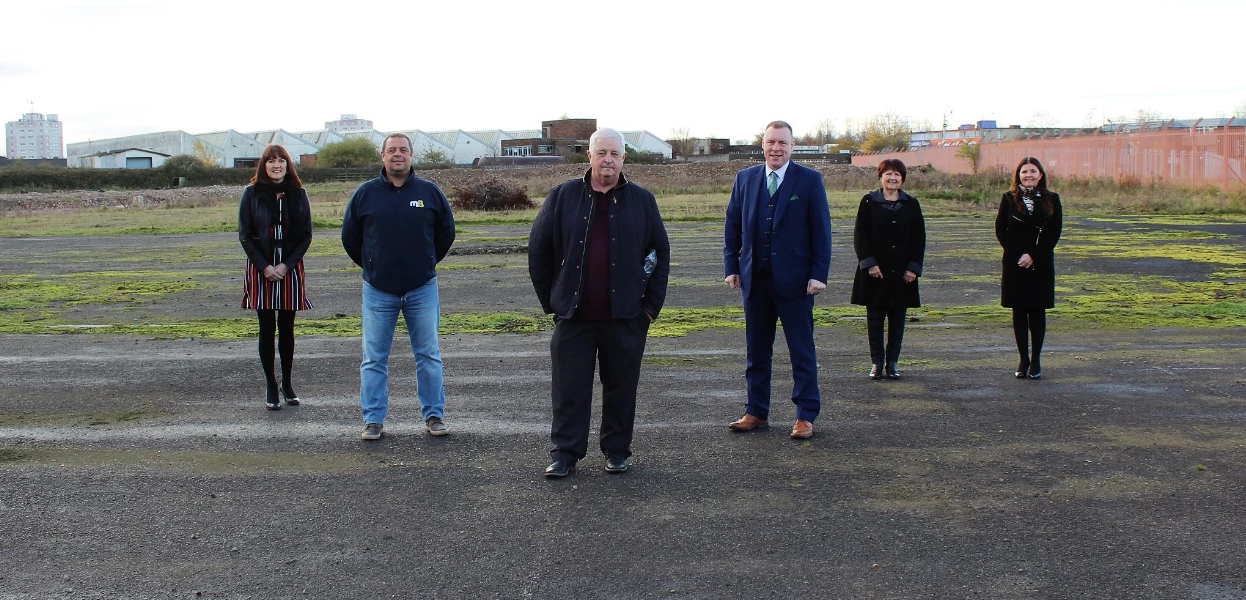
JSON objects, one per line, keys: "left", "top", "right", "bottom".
{"left": 550, "top": 315, "right": 650, "bottom": 463}
{"left": 743, "top": 271, "right": 821, "bottom": 423}
{"left": 1012, "top": 308, "right": 1046, "bottom": 369}
{"left": 866, "top": 306, "right": 907, "bottom": 365}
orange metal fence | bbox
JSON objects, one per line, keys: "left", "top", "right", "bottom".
{"left": 853, "top": 128, "right": 1246, "bottom": 190}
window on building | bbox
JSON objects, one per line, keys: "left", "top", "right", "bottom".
{"left": 537, "top": 145, "right": 553, "bottom": 154}
{"left": 505, "top": 146, "right": 531, "bottom": 157}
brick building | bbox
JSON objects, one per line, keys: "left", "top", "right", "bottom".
{"left": 501, "top": 118, "right": 597, "bottom": 158}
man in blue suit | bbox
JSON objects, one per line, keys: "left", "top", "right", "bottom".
{"left": 723, "top": 121, "right": 832, "bottom": 439}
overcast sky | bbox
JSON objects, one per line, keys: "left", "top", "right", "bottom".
{"left": 3, "top": 0, "right": 1243, "bottom": 150}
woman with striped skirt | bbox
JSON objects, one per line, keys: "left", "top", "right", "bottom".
{"left": 238, "top": 144, "right": 313, "bottom": 410}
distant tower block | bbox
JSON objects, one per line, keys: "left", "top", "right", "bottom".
{"left": 5, "top": 111, "right": 64, "bottom": 160}
{"left": 326, "top": 114, "right": 374, "bottom": 134}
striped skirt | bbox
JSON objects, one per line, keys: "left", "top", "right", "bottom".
{"left": 242, "top": 258, "right": 312, "bottom": 311}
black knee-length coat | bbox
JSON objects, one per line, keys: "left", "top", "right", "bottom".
{"left": 995, "top": 190, "right": 1063, "bottom": 308}
{"left": 850, "top": 190, "right": 926, "bottom": 308}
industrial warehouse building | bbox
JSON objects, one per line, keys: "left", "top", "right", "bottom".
{"left": 66, "top": 116, "right": 672, "bottom": 168}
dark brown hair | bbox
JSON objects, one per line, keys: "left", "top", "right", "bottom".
{"left": 1010, "top": 156, "right": 1049, "bottom": 212}
{"left": 250, "top": 144, "right": 303, "bottom": 187}
{"left": 383, "top": 133, "right": 413, "bottom": 152}
{"left": 877, "top": 158, "right": 907, "bottom": 183}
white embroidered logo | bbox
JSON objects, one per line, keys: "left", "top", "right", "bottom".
{"left": 410, "top": 200, "right": 425, "bottom": 208}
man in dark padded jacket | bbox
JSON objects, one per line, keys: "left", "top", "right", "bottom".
{"left": 342, "top": 133, "right": 456, "bottom": 441}
{"left": 528, "top": 127, "right": 671, "bottom": 478}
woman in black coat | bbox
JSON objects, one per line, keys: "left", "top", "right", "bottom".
{"left": 995, "top": 157, "right": 1062, "bottom": 379}
{"left": 851, "top": 159, "right": 926, "bottom": 380}
{"left": 238, "top": 144, "right": 313, "bottom": 409}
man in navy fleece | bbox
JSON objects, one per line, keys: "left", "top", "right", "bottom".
{"left": 341, "top": 133, "right": 456, "bottom": 441}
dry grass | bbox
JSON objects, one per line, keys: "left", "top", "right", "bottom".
{"left": 3, "top": 162, "right": 1243, "bottom": 236}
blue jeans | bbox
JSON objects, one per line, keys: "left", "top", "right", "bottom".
{"left": 360, "top": 279, "right": 445, "bottom": 425}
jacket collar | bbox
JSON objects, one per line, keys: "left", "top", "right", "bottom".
{"left": 378, "top": 166, "right": 417, "bottom": 189}
{"left": 867, "top": 189, "right": 914, "bottom": 204}
{"left": 582, "top": 167, "right": 629, "bottom": 192}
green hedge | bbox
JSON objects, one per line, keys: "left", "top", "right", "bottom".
{"left": 0, "top": 165, "right": 246, "bottom": 190}
{"left": 0, "top": 165, "right": 385, "bottom": 191}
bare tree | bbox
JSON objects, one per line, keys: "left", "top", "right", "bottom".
{"left": 817, "top": 118, "right": 836, "bottom": 145}
{"left": 860, "top": 111, "right": 911, "bottom": 153}
{"left": 669, "top": 126, "right": 697, "bottom": 160}
{"left": 1233, "top": 100, "right": 1246, "bottom": 119}
{"left": 794, "top": 130, "right": 822, "bottom": 146}
{"left": 1134, "top": 108, "right": 1166, "bottom": 124}
{"left": 833, "top": 118, "right": 865, "bottom": 153}
{"left": 1025, "top": 111, "right": 1059, "bottom": 128}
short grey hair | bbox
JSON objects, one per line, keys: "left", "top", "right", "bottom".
{"left": 588, "top": 128, "right": 626, "bottom": 153}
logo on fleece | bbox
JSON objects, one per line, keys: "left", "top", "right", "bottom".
{"left": 409, "top": 200, "right": 425, "bottom": 208}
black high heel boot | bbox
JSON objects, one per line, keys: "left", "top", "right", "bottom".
{"left": 885, "top": 361, "right": 900, "bottom": 379}
{"left": 869, "top": 363, "right": 884, "bottom": 380}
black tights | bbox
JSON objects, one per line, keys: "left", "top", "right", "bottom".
{"left": 866, "top": 307, "right": 907, "bottom": 365}
{"left": 257, "top": 310, "right": 296, "bottom": 394}
{"left": 1011, "top": 308, "right": 1046, "bottom": 371}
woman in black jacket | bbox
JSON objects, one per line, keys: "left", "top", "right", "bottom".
{"left": 851, "top": 159, "right": 926, "bottom": 380}
{"left": 238, "top": 144, "right": 313, "bottom": 409}
{"left": 995, "top": 157, "right": 1062, "bottom": 379}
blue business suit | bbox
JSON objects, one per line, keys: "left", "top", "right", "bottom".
{"left": 723, "top": 161, "right": 832, "bottom": 422}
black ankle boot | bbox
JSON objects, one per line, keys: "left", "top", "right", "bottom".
{"left": 869, "top": 363, "right": 884, "bottom": 380}
{"left": 885, "top": 361, "right": 900, "bottom": 379}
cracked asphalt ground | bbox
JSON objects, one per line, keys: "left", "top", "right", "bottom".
{"left": 1, "top": 217, "right": 1245, "bottom": 599}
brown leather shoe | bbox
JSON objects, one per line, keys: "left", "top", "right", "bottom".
{"left": 790, "top": 419, "right": 814, "bottom": 439}
{"left": 728, "top": 414, "right": 768, "bottom": 432}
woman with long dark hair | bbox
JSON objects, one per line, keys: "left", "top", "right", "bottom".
{"left": 238, "top": 144, "right": 313, "bottom": 409}
{"left": 851, "top": 159, "right": 926, "bottom": 379}
{"left": 995, "top": 157, "right": 1062, "bottom": 379}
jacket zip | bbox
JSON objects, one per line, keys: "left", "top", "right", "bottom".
{"left": 571, "top": 183, "right": 597, "bottom": 311}
{"left": 1011, "top": 214, "right": 1043, "bottom": 247}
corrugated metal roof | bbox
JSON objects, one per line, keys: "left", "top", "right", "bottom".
{"left": 343, "top": 130, "right": 386, "bottom": 146}
{"left": 465, "top": 130, "right": 502, "bottom": 145}
{"left": 1195, "top": 118, "right": 1239, "bottom": 127}
{"left": 85, "top": 147, "right": 172, "bottom": 158}
{"left": 423, "top": 131, "right": 458, "bottom": 147}
{"left": 247, "top": 131, "right": 279, "bottom": 144}
{"left": 294, "top": 130, "right": 342, "bottom": 146}
{"left": 196, "top": 132, "right": 231, "bottom": 147}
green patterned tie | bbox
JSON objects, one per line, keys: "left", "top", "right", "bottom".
{"left": 767, "top": 171, "right": 778, "bottom": 197}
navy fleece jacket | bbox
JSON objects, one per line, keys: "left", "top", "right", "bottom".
{"left": 341, "top": 168, "right": 456, "bottom": 295}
